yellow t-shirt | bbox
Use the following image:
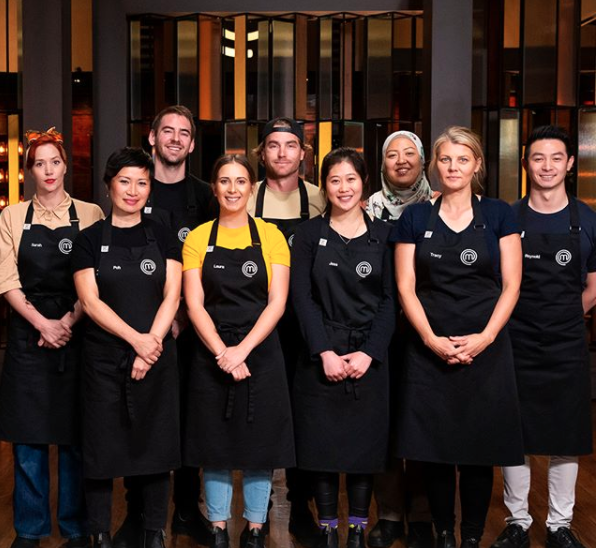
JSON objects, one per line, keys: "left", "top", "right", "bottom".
{"left": 182, "top": 217, "right": 290, "bottom": 288}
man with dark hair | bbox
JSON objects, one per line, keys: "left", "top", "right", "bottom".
{"left": 247, "top": 118, "right": 325, "bottom": 547}
{"left": 491, "top": 126, "right": 596, "bottom": 548}
{"left": 112, "top": 105, "right": 213, "bottom": 548}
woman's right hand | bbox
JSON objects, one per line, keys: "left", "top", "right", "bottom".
{"left": 230, "top": 362, "right": 251, "bottom": 382}
{"left": 37, "top": 318, "right": 72, "bottom": 348}
{"left": 424, "top": 334, "right": 462, "bottom": 364}
{"left": 132, "top": 333, "right": 163, "bottom": 364}
{"left": 320, "top": 350, "right": 348, "bottom": 382}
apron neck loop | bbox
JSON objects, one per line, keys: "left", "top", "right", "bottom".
{"left": 255, "top": 178, "right": 310, "bottom": 220}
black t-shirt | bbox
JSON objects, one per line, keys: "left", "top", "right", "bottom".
{"left": 151, "top": 174, "right": 216, "bottom": 227}
{"left": 71, "top": 218, "right": 182, "bottom": 273}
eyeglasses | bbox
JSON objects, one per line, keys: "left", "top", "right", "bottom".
{"left": 25, "top": 127, "right": 64, "bottom": 145}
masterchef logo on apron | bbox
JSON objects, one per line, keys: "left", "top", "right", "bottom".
{"left": 355, "top": 261, "right": 373, "bottom": 278}
{"left": 178, "top": 226, "right": 191, "bottom": 242}
{"left": 242, "top": 261, "right": 258, "bottom": 278}
{"left": 555, "top": 249, "right": 572, "bottom": 266}
{"left": 140, "top": 259, "right": 157, "bottom": 275}
{"left": 58, "top": 238, "right": 73, "bottom": 254}
{"left": 460, "top": 248, "right": 478, "bottom": 266}
{"left": 288, "top": 234, "right": 295, "bottom": 248}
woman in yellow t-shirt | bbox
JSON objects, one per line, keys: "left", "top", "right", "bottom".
{"left": 182, "top": 154, "right": 295, "bottom": 548}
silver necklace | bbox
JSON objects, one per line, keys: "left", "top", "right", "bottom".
{"left": 330, "top": 217, "right": 362, "bottom": 245}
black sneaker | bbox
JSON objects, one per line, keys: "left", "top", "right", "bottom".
{"left": 113, "top": 515, "right": 143, "bottom": 548}
{"left": 243, "top": 528, "right": 266, "bottom": 548}
{"left": 460, "top": 539, "right": 479, "bottom": 548}
{"left": 209, "top": 526, "right": 229, "bottom": 548}
{"left": 141, "top": 530, "right": 165, "bottom": 548}
{"left": 546, "top": 527, "right": 585, "bottom": 548}
{"left": 317, "top": 526, "right": 339, "bottom": 548}
{"left": 239, "top": 520, "right": 270, "bottom": 547}
{"left": 346, "top": 525, "right": 365, "bottom": 548}
{"left": 367, "top": 519, "right": 405, "bottom": 548}
{"left": 436, "top": 531, "right": 456, "bottom": 548}
{"left": 92, "top": 533, "right": 113, "bottom": 548}
{"left": 490, "top": 524, "right": 529, "bottom": 548}
{"left": 407, "top": 522, "right": 434, "bottom": 548}
{"left": 171, "top": 508, "right": 212, "bottom": 545}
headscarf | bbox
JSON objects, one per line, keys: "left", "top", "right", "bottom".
{"left": 366, "top": 130, "right": 433, "bottom": 221}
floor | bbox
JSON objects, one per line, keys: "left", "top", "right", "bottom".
{"left": 1, "top": 420, "right": 596, "bottom": 548}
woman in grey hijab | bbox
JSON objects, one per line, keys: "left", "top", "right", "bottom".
{"left": 366, "top": 131, "right": 434, "bottom": 223}
{"left": 367, "top": 130, "right": 435, "bottom": 548}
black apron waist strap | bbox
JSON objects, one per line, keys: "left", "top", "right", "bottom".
{"left": 223, "top": 376, "right": 255, "bottom": 423}
{"left": 118, "top": 348, "right": 137, "bottom": 423}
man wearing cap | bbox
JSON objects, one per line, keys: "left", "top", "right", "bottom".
{"left": 248, "top": 117, "right": 325, "bottom": 547}
{"left": 113, "top": 105, "right": 214, "bottom": 548}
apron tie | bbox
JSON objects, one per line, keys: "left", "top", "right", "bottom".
{"left": 247, "top": 375, "right": 255, "bottom": 423}
{"left": 119, "top": 348, "right": 137, "bottom": 423}
{"left": 343, "top": 378, "right": 361, "bottom": 400}
{"left": 224, "top": 384, "right": 236, "bottom": 420}
{"left": 58, "top": 348, "right": 67, "bottom": 373}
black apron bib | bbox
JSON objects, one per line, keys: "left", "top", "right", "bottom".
{"left": 0, "top": 202, "right": 83, "bottom": 445}
{"left": 82, "top": 217, "right": 180, "bottom": 479}
{"left": 183, "top": 217, "right": 295, "bottom": 470}
{"left": 144, "top": 177, "right": 200, "bottom": 244}
{"left": 293, "top": 214, "right": 390, "bottom": 474}
{"left": 395, "top": 196, "right": 524, "bottom": 466}
{"left": 255, "top": 179, "right": 310, "bottom": 383}
{"left": 509, "top": 195, "right": 592, "bottom": 455}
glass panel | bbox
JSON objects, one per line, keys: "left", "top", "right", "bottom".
{"left": 319, "top": 18, "right": 333, "bottom": 120}
{"left": 579, "top": 22, "right": 596, "bottom": 106}
{"left": 198, "top": 15, "right": 221, "bottom": 121}
{"left": 8, "top": 0, "right": 18, "bottom": 73}
{"left": 0, "top": 0, "right": 6, "bottom": 72}
{"left": 557, "top": 0, "right": 577, "bottom": 107}
{"left": 342, "top": 18, "right": 353, "bottom": 120}
{"left": 234, "top": 15, "right": 246, "bottom": 120}
{"left": 272, "top": 19, "right": 294, "bottom": 119}
{"left": 577, "top": 108, "right": 596, "bottom": 208}
{"left": 472, "top": 0, "right": 487, "bottom": 108}
{"left": 225, "top": 121, "right": 246, "bottom": 155}
{"left": 503, "top": 0, "right": 521, "bottom": 107}
{"left": 498, "top": 109, "right": 520, "bottom": 203}
{"left": 257, "top": 19, "right": 269, "bottom": 120}
{"left": 393, "top": 15, "right": 413, "bottom": 122}
{"left": 221, "top": 17, "right": 235, "bottom": 120}
{"left": 295, "top": 14, "right": 308, "bottom": 120}
{"left": 177, "top": 19, "right": 198, "bottom": 114}
{"left": 522, "top": 0, "right": 557, "bottom": 105}
{"left": 367, "top": 17, "right": 392, "bottom": 120}
{"left": 130, "top": 20, "right": 142, "bottom": 121}
{"left": 343, "top": 121, "right": 363, "bottom": 152}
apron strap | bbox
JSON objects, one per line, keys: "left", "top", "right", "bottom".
{"left": 67, "top": 202, "right": 80, "bottom": 235}
{"left": 425, "top": 194, "right": 486, "bottom": 237}
{"left": 143, "top": 192, "right": 154, "bottom": 215}
{"left": 207, "top": 216, "right": 262, "bottom": 251}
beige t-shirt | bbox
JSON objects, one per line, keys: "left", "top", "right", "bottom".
{"left": 247, "top": 179, "right": 326, "bottom": 220}
{"left": 0, "top": 193, "right": 104, "bottom": 294}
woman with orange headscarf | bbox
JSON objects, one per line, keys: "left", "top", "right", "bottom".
{"left": 0, "top": 128, "right": 103, "bottom": 548}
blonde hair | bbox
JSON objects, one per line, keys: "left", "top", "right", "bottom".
{"left": 429, "top": 126, "right": 485, "bottom": 194}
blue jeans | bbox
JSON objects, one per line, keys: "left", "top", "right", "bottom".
{"left": 13, "top": 444, "right": 87, "bottom": 539}
{"left": 203, "top": 469, "right": 272, "bottom": 524}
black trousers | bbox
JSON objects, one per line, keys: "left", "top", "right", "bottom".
{"left": 314, "top": 472, "right": 373, "bottom": 520}
{"left": 424, "top": 463, "right": 493, "bottom": 541}
{"left": 85, "top": 473, "right": 170, "bottom": 533}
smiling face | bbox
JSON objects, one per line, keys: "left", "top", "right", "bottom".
{"left": 261, "top": 131, "right": 305, "bottom": 180}
{"left": 325, "top": 160, "right": 365, "bottom": 214}
{"left": 383, "top": 136, "right": 423, "bottom": 188}
{"left": 30, "top": 143, "right": 67, "bottom": 195}
{"left": 523, "top": 138, "right": 574, "bottom": 192}
{"left": 149, "top": 113, "right": 195, "bottom": 167}
{"left": 212, "top": 162, "right": 253, "bottom": 214}
{"left": 108, "top": 166, "right": 151, "bottom": 216}
{"left": 435, "top": 141, "right": 481, "bottom": 193}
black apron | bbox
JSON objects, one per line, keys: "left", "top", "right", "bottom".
{"left": 82, "top": 217, "right": 180, "bottom": 479}
{"left": 144, "top": 177, "right": 200, "bottom": 244}
{"left": 395, "top": 196, "right": 524, "bottom": 466}
{"left": 183, "top": 217, "right": 295, "bottom": 470}
{"left": 0, "top": 202, "right": 82, "bottom": 445}
{"left": 254, "top": 179, "right": 310, "bottom": 383}
{"left": 509, "top": 196, "right": 592, "bottom": 455}
{"left": 293, "top": 214, "right": 390, "bottom": 474}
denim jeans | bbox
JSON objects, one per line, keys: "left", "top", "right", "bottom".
{"left": 203, "top": 469, "right": 272, "bottom": 524}
{"left": 13, "top": 444, "right": 87, "bottom": 539}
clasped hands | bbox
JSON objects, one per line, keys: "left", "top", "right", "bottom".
{"left": 131, "top": 332, "right": 163, "bottom": 380}
{"left": 426, "top": 332, "right": 493, "bottom": 365}
{"left": 216, "top": 345, "right": 251, "bottom": 382}
{"left": 37, "top": 314, "right": 74, "bottom": 349}
{"left": 320, "top": 350, "right": 372, "bottom": 382}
